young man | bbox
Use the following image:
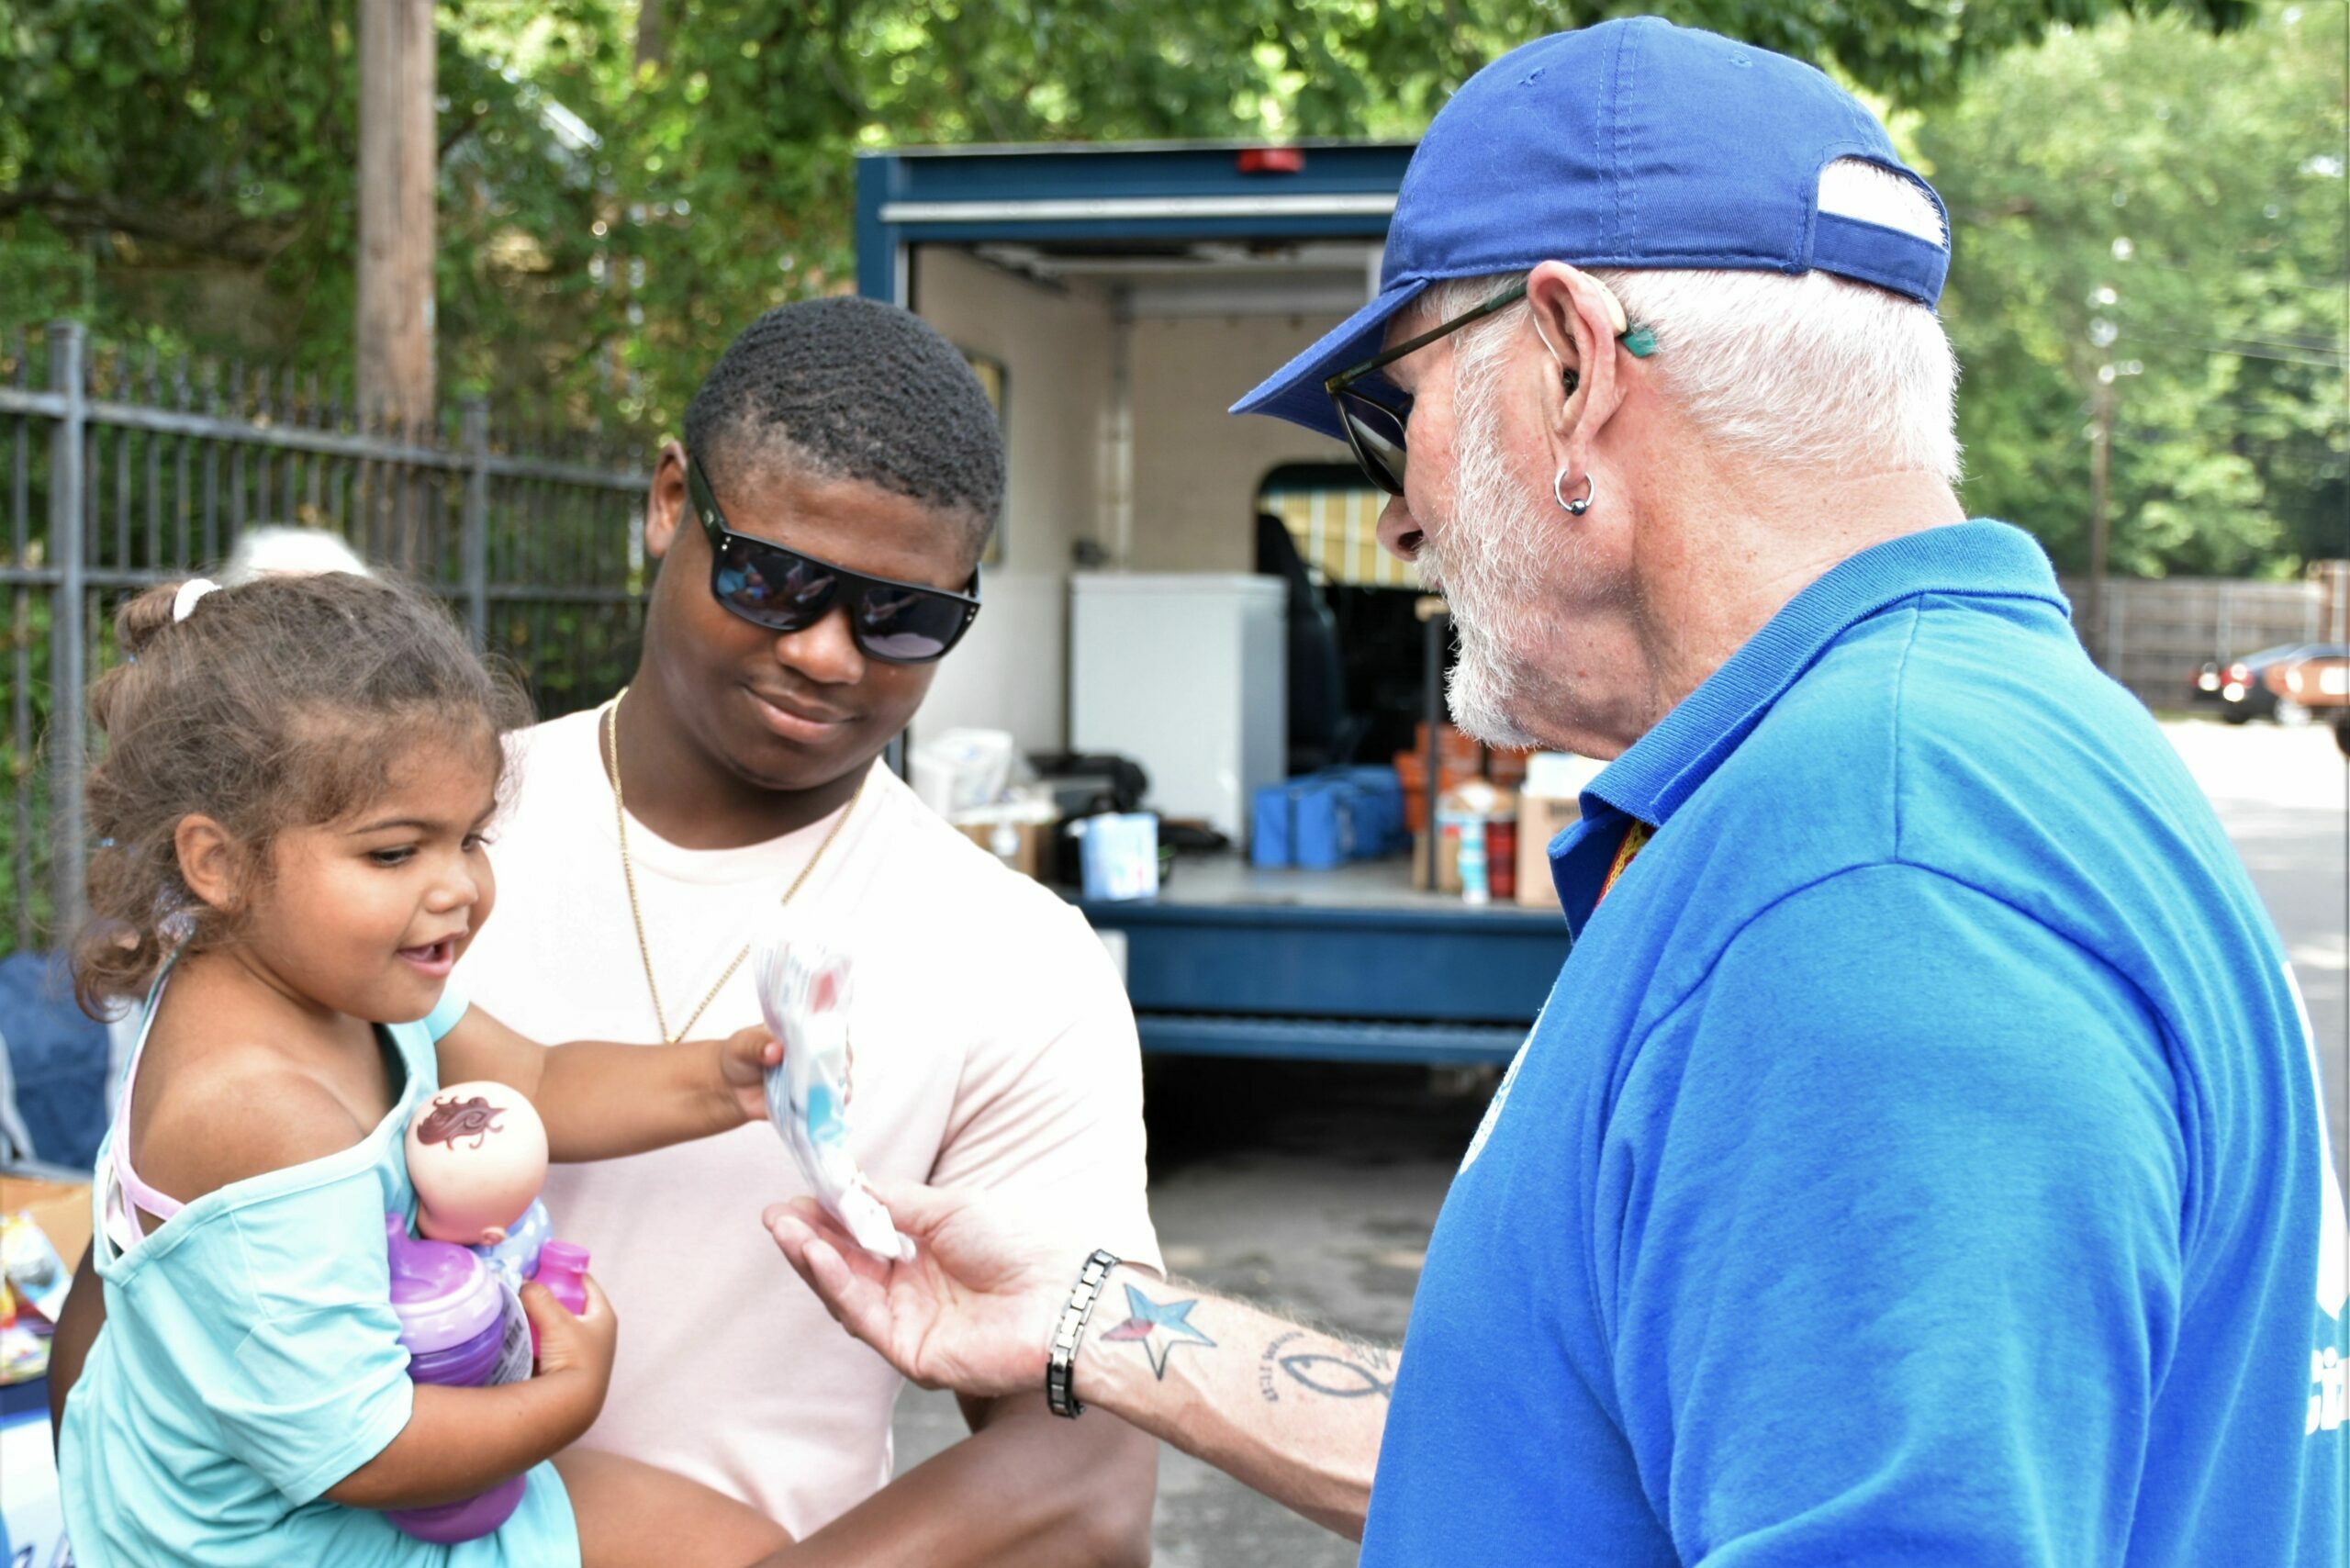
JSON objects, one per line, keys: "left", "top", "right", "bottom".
{"left": 52, "top": 298, "right": 1163, "bottom": 1564}
{"left": 459, "top": 297, "right": 1161, "bottom": 1562}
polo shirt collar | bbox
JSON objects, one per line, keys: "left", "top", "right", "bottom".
{"left": 1550, "top": 520, "right": 2065, "bottom": 930}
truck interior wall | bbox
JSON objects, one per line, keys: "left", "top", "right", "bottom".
{"left": 910, "top": 246, "right": 1113, "bottom": 754}
{"left": 1126, "top": 313, "right": 1354, "bottom": 575}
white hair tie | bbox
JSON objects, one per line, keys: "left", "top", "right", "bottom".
{"left": 172, "top": 578, "right": 221, "bottom": 623}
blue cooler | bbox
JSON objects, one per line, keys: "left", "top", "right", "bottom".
{"left": 1292, "top": 778, "right": 1356, "bottom": 869}
{"left": 1252, "top": 782, "right": 1296, "bottom": 868}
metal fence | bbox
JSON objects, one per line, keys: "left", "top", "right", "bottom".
{"left": 2058, "top": 573, "right": 2338, "bottom": 710}
{"left": 2, "top": 320, "right": 653, "bottom": 956}
{"left": 6, "top": 316, "right": 2342, "bottom": 953}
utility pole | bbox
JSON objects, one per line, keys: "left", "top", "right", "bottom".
{"left": 2086, "top": 369, "right": 2114, "bottom": 663}
{"left": 357, "top": 0, "right": 436, "bottom": 562}
{"left": 2082, "top": 274, "right": 2127, "bottom": 668}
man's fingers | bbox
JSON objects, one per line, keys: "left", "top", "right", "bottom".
{"left": 865, "top": 1177, "right": 968, "bottom": 1235}
{"left": 766, "top": 1194, "right": 909, "bottom": 1350}
{"left": 769, "top": 1218, "right": 846, "bottom": 1324}
{"left": 801, "top": 1236, "right": 896, "bottom": 1349}
{"left": 766, "top": 1195, "right": 861, "bottom": 1259}
{"left": 767, "top": 1205, "right": 854, "bottom": 1271}
{"left": 769, "top": 1203, "right": 895, "bottom": 1306}
{"left": 763, "top": 1198, "right": 821, "bottom": 1235}
{"left": 767, "top": 1211, "right": 815, "bottom": 1273}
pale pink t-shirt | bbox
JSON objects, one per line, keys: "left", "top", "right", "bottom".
{"left": 454, "top": 709, "right": 1159, "bottom": 1538}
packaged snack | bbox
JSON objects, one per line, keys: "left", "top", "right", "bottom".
{"left": 754, "top": 931, "right": 915, "bottom": 1263}
{"left": 0, "top": 1212, "right": 71, "bottom": 1322}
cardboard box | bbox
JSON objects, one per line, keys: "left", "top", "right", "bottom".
{"left": 0, "top": 1172, "right": 91, "bottom": 1276}
{"left": 957, "top": 816, "right": 1049, "bottom": 880}
{"left": 1516, "top": 793, "right": 1583, "bottom": 909}
{"left": 1412, "top": 829, "right": 1461, "bottom": 893}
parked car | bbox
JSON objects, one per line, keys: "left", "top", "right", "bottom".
{"left": 2267, "top": 649, "right": 2350, "bottom": 726}
{"left": 2189, "top": 644, "right": 2347, "bottom": 723}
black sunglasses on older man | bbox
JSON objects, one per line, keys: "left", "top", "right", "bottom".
{"left": 1323, "top": 279, "right": 1656, "bottom": 498}
{"left": 688, "top": 456, "right": 981, "bottom": 664}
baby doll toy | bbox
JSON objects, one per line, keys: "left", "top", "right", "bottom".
{"left": 387, "top": 1081, "right": 589, "bottom": 1544}
{"left": 407, "top": 1081, "right": 558, "bottom": 1286}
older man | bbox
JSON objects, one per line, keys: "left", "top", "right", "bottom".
{"left": 769, "top": 18, "right": 2347, "bottom": 1567}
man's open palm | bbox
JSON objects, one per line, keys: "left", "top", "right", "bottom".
{"left": 766, "top": 1180, "right": 1080, "bottom": 1402}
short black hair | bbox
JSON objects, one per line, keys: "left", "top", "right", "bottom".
{"left": 684, "top": 297, "right": 1004, "bottom": 558}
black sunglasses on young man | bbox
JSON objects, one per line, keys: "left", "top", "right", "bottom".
{"left": 1322, "top": 279, "right": 1657, "bottom": 498}
{"left": 687, "top": 456, "right": 982, "bottom": 665}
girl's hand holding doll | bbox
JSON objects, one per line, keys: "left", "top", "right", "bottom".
{"left": 520, "top": 1270, "right": 619, "bottom": 1395}
{"left": 321, "top": 1277, "right": 620, "bottom": 1512}
{"left": 519, "top": 1271, "right": 619, "bottom": 1439}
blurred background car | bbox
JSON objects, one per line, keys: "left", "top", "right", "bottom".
{"left": 2268, "top": 648, "right": 2350, "bottom": 728}
{"left": 2189, "top": 644, "right": 2348, "bottom": 723}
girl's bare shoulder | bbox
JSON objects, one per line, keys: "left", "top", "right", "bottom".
{"left": 131, "top": 1003, "right": 374, "bottom": 1207}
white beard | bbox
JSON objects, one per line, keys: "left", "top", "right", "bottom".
{"left": 1416, "top": 371, "right": 1565, "bottom": 751}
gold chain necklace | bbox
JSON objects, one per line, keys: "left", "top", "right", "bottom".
{"left": 601, "top": 689, "right": 867, "bottom": 1044}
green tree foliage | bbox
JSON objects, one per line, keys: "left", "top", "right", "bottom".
{"left": 0, "top": 0, "right": 618, "bottom": 428}
{"left": 1926, "top": 6, "right": 2346, "bottom": 576}
{"left": 592, "top": 0, "right": 2231, "bottom": 431}
{"left": 6, "top": 0, "right": 2308, "bottom": 582}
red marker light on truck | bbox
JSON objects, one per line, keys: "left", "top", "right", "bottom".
{"left": 1237, "top": 148, "right": 1306, "bottom": 174}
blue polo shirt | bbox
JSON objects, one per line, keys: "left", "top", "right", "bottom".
{"left": 1361, "top": 521, "right": 2347, "bottom": 1566}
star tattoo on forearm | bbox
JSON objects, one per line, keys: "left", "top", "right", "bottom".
{"left": 1100, "top": 1283, "right": 1217, "bottom": 1379}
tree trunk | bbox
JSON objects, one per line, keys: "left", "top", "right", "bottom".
{"left": 357, "top": 0, "right": 437, "bottom": 563}
{"left": 636, "top": 0, "right": 666, "bottom": 70}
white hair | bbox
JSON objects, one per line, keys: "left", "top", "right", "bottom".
{"left": 1427, "top": 158, "right": 1961, "bottom": 484}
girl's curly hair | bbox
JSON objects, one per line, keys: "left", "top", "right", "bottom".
{"left": 71, "top": 570, "right": 531, "bottom": 1015}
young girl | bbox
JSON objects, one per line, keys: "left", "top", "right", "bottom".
{"left": 59, "top": 571, "right": 793, "bottom": 1568}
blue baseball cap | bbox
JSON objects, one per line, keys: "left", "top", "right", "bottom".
{"left": 1232, "top": 17, "right": 1950, "bottom": 442}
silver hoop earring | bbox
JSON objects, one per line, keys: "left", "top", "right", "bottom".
{"left": 1555, "top": 468, "right": 1595, "bottom": 516}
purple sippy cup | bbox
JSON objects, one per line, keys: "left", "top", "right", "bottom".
{"left": 527, "top": 1239, "right": 590, "bottom": 1360}
{"left": 383, "top": 1214, "right": 530, "bottom": 1543}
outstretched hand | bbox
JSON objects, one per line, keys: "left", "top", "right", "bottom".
{"left": 765, "top": 1181, "right": 1081, "bottom": 1401}
{"left": 718, "top": 1025, "right": 785, "bottom": 1126}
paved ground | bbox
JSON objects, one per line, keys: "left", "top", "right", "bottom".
{"left": 2159, "top": 718, "right": 2347, "bottom": 1175}
{"left": 894, "top": 715, "right": 2348, "bottom": 1566}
